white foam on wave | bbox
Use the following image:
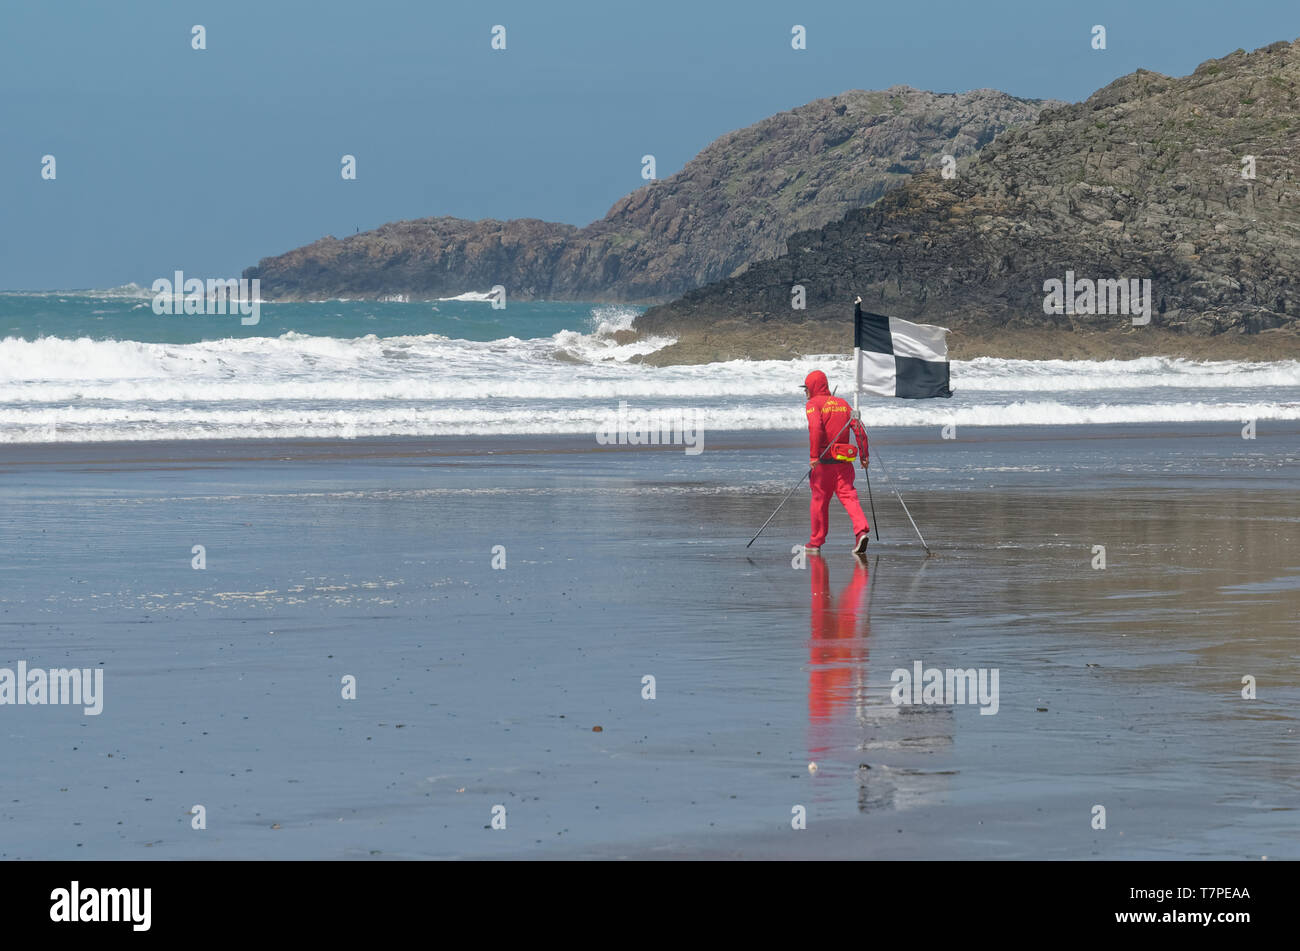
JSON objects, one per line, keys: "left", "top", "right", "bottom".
{"left": 956, "top": 356, "right": 1300, "bottom": 391}
{"left": 551, "top": 305, "right": 673, "bottom": 362}
{"left": 3, "top": 327, "right": 1298, "bottom": 442}
{"left": 4, "top": 399, "right": 1298, "bottom": 444}
{"left": 587, "top": 305, "right": 638, "bottom": 336}
{"left": 0, "top": 284, "right": 156, "bottom": 300}
{"left": 0, "top": 321, "right": 685, "bottom": 392}
{"left": 5, "top": 336, "right": 1293, "bottom": 396}
{"left": 436, "top": 291, "right": 496, "bottom": 302}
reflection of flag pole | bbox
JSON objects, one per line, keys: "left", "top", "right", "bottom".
{"left": 855, "top": 556, "right": 875, "bottom": 724}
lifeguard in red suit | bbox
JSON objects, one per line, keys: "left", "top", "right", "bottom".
{"left": 802, "top": 369, "right": 871, "bottom": 554}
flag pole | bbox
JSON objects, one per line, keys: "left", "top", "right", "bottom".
{"left": 852, "top": 298, "right": 880, "bottom": 542}
{"left": 854, "top": 344, "right": 881, "bottom": 542}
{"left": 851, "top": 295, "right": 936, "bottom": 556}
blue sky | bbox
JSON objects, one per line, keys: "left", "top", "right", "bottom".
{"left": 1, "top": 0, "right": 1296, "bottom": 289}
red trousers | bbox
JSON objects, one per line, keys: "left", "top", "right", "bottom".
{"left": 808, "top": 462, "right": 869, "bottom": 547}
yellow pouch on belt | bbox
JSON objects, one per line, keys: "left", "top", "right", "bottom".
{"left": 829, "top": 442, "right": 857, "bottom": 462}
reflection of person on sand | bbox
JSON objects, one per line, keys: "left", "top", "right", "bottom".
{"left": 802, "top": 369, "right": 871, "bottom": 555}
{"left": 807, "top": 553, "right": 871, "bottom": 758}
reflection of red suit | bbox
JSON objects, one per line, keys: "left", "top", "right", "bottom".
{"left": 808, "top": 555, "right": 871, "bottom": 757}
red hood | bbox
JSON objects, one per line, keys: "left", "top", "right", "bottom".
{"left": 804, "top": 370, "right": 830, "bottom": 398}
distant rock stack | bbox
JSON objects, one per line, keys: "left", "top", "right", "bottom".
{"left": 243, "top": 87, "right": 1055, "bottom": 302}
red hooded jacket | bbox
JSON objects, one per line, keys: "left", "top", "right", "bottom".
{"left": 804, "top": 370, "right": 868, "bottom": 465}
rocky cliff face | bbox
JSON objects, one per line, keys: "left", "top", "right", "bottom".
{"left": 244, "top": 87, "right": 1054, "bottom": 301}
{"left": 637, "top": 41, "right": 1300, "bottom": 351}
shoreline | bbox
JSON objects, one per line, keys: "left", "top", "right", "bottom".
{"left": 3, "top": 420, "right": 1297, "bottom": 465}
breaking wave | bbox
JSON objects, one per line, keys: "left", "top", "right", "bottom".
{"left": 3, "top": 399, "right": 1298, "bottom": 443}
{"left": 1, "top": 308, "right": 1296, "bottom": 442}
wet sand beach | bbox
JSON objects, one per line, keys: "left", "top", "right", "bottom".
{"left": 0, "top": 423, "right": 1296, "bottom": 859}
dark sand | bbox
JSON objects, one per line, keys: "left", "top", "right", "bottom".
{"left": 0, "top": 423, "right": 1296, "bottom": 859}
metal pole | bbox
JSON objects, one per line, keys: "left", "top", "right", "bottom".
{"left": 871, "top": 446, "right": 932, "bottom": 555}
{"left": 853, "top": 344, "right": 880, "bottom": 542}
{"left": 745, "top": 416, "right": 853, "bottom": 548}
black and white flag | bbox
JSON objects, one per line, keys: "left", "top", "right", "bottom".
{"left": 853, "top": 304, "right": 952, "bottom": 399}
